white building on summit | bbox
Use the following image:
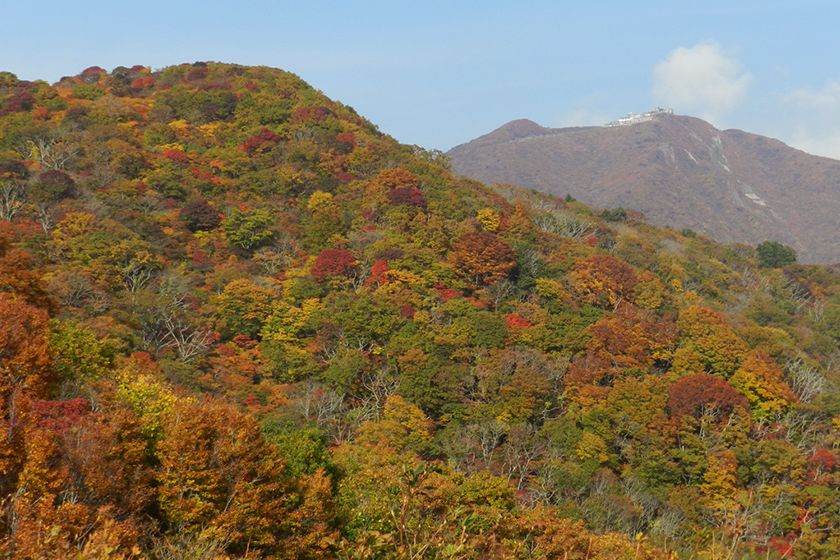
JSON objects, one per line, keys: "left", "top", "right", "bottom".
{"left": 605, "top": 107, "right": 673, "bottom": 127}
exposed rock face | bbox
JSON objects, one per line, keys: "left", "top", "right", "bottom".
{"left": 449, "top": 114, "right": 840, "bottom": 263}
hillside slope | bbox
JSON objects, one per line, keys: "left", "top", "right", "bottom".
{"left": 449, "top": 114, "right": 840, "bottom": 263}
{"left": 0, "top": 63, "right": 838, "bottom": 559}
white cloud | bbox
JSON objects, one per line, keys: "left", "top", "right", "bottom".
{"left": 780, "top": 82, "right": 840, "bottom": 159}
{"left": 652, "top": 42, "right": 751, "bottom": 122}
{"left": 786, "top": 81, "right": 840, "bottom": 107}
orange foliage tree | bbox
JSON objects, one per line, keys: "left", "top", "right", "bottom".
{"left": 451, "top": 231, "right": 517, "bottom": 286}
{"left": 570, "top": 254, "right": 638, "bottom": 308}
{"left": 155, "top": 398, "right": 337, "bottom": 557}
{"left": 566, "top": 305, "right": 674, "bottom": 402}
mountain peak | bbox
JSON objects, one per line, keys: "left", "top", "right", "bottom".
{"left": 449, "top": 114, "right": 840, "bottom": 263}
{"left": 498, "top": 118, "right": 546, "bottom": 135}
{"left": 463, "top": 118, "right": 551, "bottom": 147}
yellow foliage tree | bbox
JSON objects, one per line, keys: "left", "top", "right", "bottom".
{"left": 575, "top": 431, "right": 610, "bottom": 464}
{"left": 634, "top": 270, "right": 665, "bottom": 310}
{"left": 115, "top": 359, "right": 178, "bottom": 441}
{"left": 214, "top": 278, "right": 275, "bottom": 338}
{"left": 357, "top": 395, "right": 433, "bottom": 453}
{"left": 306, "top": 190, "right": 335, "bottom": 212}
{"left": 700, "top": 450, "right": 739, "bottom": 517}
{"left": 476, "top": 207, "right": 501, "bottom": 232}
{"left": 673, "top": 305, "right": 748, "bottom": 377}
{"left": 729, "top": 351, "right": 797, "bottom": 420}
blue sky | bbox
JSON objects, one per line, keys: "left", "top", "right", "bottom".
{"left": 2, "top": 1, "right": 839, "bottom": 156}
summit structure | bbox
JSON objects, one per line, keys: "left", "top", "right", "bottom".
{"left": 605, "top": 107, "right": 673, "bottom": 127}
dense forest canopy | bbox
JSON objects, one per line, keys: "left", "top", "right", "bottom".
{"left": 0, "top": 62, "right": 838, "bottom": 559}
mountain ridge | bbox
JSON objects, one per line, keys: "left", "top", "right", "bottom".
{"left": 449, "top": 113, "right": 840, "bottom": 263}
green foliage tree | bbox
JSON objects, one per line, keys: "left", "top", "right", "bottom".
{"left": 49, "top": 320, "right": 114, "bottom": 382}
{"left": 214, "top": 279, "right": 274, "bottom": 338}
{"left": 222, "top": 207, "right": 275, "bottom": 251}
{"left": 757, "top": 240, "right": 797, "bottom": 268}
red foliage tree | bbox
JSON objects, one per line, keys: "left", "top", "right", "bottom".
{"left": 241, "top": 128, "right": 281, "bottom": 155}
{"left": 335, "top": 132, "right": 356, "bottom": 148}
{"left": 80, "top": 66, "right": 105, "bottom": 81}
{"left": 291, "top": 106, "right": 331, "bottom": 124}
{"left": 1, "top": 91, "right": 35, "bottom": 115}
{"left": 667, "top": 373, "right": 748, "bottom": 419}
{"left": 311, "top": 248, "right": 356, "bottom": 281}
{"left": 365, "top": 258, "right": 390, "bottom": 287}
{"left": 388, "top": 186, "right": 426, "bottom": 208}
{"left": 180, "top": 197, "right": 221, "bottom": 232}
{"left": 400, "top": 305, "right": 415, "bottom": 318}
{"left": 129, "top": 76, "right": 155, "bottom": 91}
{"left": 33, "top": 107, "right": 50, "bottom": 120}
{"left": 434, "top": 283, "right": 462, "bottom": 302}
{"left": 161, "top": 148, "right": 189, "bottom": 164}
{"left": 808, "top": 447, "right": 836, "bottom": 479}
{"left": 186, "top": 67, "right": 208, "bottom": 81}
{"left": 32, "top": 398, "right": 90, "bottom": 434}
{"left": 505, "top": 313, "right": 533, "bottom": 329}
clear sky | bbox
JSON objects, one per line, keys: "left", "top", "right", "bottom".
{"left": 2, "top": 1, "right": 839, "bottom": 156}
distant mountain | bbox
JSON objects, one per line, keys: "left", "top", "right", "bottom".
{"left": 449, "top": 113, "right": 840, "bottom": 263}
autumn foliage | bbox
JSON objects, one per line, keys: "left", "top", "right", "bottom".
{"left": 311, "top": 248, "right": 356, "bottom": 281}
{"left": 667, "top": 373, "right": 748, "bottom": 419}
{"left": 241, "top": 127, "right": 282, "bottom": 155}
{"left": 451, "top": 231, "right": 517, "bottom": 286}
{"left": 570, "top": 254, "right": 637, "bottom": 308}
{"left": 388, "top": 184, "right": 426, "bottom": 207}
{"left": 0, "top": 62, "right": 837, "bottom": 559}
{"left": 179, "top": 197, "right": 220, "bottom": 232}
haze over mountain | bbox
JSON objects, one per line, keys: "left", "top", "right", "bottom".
{"left": 449, "top": 113, "right": 840, "bottom": 263}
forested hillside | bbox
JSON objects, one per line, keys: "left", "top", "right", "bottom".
{"left": 0, "top": 62, "right": 838, "bottom": 559}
